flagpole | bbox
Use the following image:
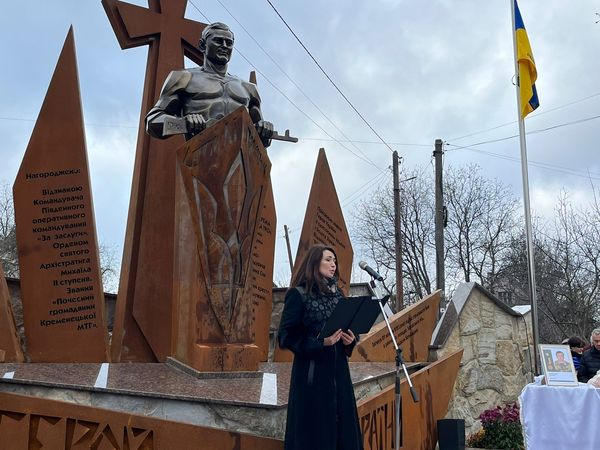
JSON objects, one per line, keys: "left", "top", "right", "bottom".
{"left": 511, "top": 0, "right": 540, "bottom": 376}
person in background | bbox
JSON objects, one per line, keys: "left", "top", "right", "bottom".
{"left": 577, "top": 329, "right": 600, "bottom": 383}
{"left": 278, "top": 244, "right": 363, "bottom": 450}
{"left": 567, "top": 336, "right": 585, "bottom": 372}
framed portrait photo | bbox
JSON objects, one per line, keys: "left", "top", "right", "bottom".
{"left": 539, "top": 344, "right": 578, "bottom": 386}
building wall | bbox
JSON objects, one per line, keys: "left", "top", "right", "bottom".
{"left": 430, "top": 283, "right": 533, "bottom": 436}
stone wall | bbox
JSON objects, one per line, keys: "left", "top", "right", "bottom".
{"left": 430, "top": 282, "right": 533, "bottom": 436}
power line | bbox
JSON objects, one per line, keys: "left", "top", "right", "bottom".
{"left": 4, "top": 109, "right": 599, "bottom": 154}
{"left": 302, "top": 109, "right": 600, "bottom": 149}
{"left": 446, "top": 143, "right": 600, "bottom": 180}
{"left": 188, "top": 0, "right": 210, "bottom": 22}
{"left": 341, "top": 168, "right": 391, "bottom": 207}
{"left": 448, "top": 91, "right": 600, "bottom": 142}
{"left": 282, "top": 167, "right": 392, "bottom": 238}
{"left": 528, "top": 114, "right": 600, "bottom": 135}
{"left": 187, "top": 1, "right": 383, "bottom": 170}
{"left": 446, "top": 112, "right": 600, "bottom": 149}
{"left": 265, "top": 0, "right": 397, "bottom": 154}
{"left": 235, "top": 50, "right": 382, "bottom": 168}
{"left": 209, "top": 0, "right": 379, "bottom": 167}
{"left": 299, "top": 137, "right": 431, "bottom": 148}
{"left": 0, "top": 117, "right": 34, "bottom": 122}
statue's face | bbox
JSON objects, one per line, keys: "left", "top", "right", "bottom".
{"left": 204, "top": 29, "right": 234, "bottom": 65}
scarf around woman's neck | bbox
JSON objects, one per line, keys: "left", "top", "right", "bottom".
{"left": 323, "top": 275, "right": 338, "bottom": 294}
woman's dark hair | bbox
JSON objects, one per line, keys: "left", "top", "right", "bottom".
{"left": 568, "top": 336, "right": 585, "bottom": 348}
{"left": 290, "top": 244, "right": 339, "bottom": 295}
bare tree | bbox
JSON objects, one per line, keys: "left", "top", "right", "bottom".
{"left": 499, "top": 192, "right": 600, "bottom": 343}
{"left": 99, "top": 243, "right": 120, "bottom": 294}
{"left": 541, "top": 193, "right": 600, "bottom": 341}
{"left": 398, "top": 169, "right": 436, "bottom": 301}
{"left": 444, "top": 164, "right": 521, "bottom": 290}
{"left": 0, "top": 182, "right": 18, "bottom": 277}
{"left": 352, "top": 164, "right": 600, "bottom": 343}
{"left": 352, "top": 166, "right": 436, "bottom": 306}
{"left": 353, "top": 164, "right": 521, "bottom": 306}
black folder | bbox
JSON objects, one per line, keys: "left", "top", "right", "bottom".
{"left": 318, "top": 295, "right": 389, "bottom": 339}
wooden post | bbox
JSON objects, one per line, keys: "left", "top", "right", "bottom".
{"left": 434, "top": 139, "right": 446, "bottom": 316}
{"left": 284, "top": 225, "right": 294, "bottom": 274}
{"left": 393, "top": 151, "right": 403, "bottom": 311}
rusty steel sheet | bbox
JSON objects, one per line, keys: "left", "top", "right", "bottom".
{"left": 351, "top": 291, "right": 441, "bottom": 363}
{"left": 357, "top": 349, "right": 463, "bottom": 450}
{"left": 0, "top": 390, "right": 284, "bottom": 449}
{"left": 12, "top": 28, "right": 109, "bottom": 362}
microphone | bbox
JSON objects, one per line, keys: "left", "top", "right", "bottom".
{"left": 358, "top": 261, "right": 383, "bottom": 281}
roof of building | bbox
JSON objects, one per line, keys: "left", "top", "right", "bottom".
{"left": 430, "top": 282, "right": 530, "bottom": 348}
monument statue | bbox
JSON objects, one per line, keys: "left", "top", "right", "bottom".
{"left": 143, "top": 21, "right": 286, "bottom": 371}
{"left": 146, "top": 22, "right": 274, "bottom": 147}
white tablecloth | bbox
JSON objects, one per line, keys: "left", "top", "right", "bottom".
{"left": 519, "top": 379, "right": 600, "bottom": 449}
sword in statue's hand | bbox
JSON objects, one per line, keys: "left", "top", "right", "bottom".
{"left": 162, "top": 116, "right": 298, "bottom": 143}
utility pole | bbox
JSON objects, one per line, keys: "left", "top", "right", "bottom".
{"left": 433, "top": 139, "right": 445, "bottom": 316}
{"left": 283, "top": 225, "right": 294, "bottom": 274}
{"left": 392, "top": 151, "right": 403, "bottom": 311}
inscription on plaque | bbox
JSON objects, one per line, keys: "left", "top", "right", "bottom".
{"left": 172, "top": 108, "right": 271, "bottom": 371}
{"left": 275, "top": 148, "right": 353, "bottom": 362}
{"left": 291, "top": 148, "right": 353, "bottom": 294}
{"left": 26, "top": 179, "right": 97, "bottom": 331}
{"left": 248, "top": 183, "right": 276, "bottom": 360}
{"left": 12, "top": 29, "right": 108, "bottom": 362}
{"left": 352, "top": 291, "right": 440, "bottom": 363}
{"left": 314, "top": 206, "right": 347, "bottom": 253}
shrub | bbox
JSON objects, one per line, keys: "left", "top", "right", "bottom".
{"left": 466, "top": 403, "right": 524, "bottom": 450}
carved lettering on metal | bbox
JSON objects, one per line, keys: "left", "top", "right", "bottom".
{"left": 0, "top": 410, "right": 153, "bottom": 449}
{"left": 356, "top": 349, "right": 463, "bottom": 450}
{"left": 352, "top": 291, "right": 440, "bottom": 363}
{"left": 12, "top": 29, "right": 109, "bottom": 362}
{"left": 179, "top": 110, "right": 270, "bottom": 340}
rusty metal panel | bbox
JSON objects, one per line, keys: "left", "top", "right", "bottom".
{"left": 352, "top": 291, "right": 441, "bottom": 363}
{"left": 0, "top": 391, "right": 284, "bottom": 449}
{"left": 12, "top": 29, "right": 109, "bottom": 362}
{"left": 357, "top": 349, "right": 463, "bottom": 450}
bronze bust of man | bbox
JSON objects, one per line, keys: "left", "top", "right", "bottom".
{"left": 146, "top": 22, "right": 273, "bottom": 147}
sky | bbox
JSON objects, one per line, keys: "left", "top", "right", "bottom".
{"left": 1, "top": 0, "right": 599, "bottom": 289}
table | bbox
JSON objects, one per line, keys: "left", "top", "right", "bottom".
{"left": 519, "top": 378, "right": 600, "bottom": 449}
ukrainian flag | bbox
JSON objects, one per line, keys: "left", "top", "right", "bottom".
{"left": 514, "top": 0, "right": 539, "bottom": 118}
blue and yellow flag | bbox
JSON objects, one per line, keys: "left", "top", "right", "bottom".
{"left": 514, "top": 0, "right": 539, "bottom": 118}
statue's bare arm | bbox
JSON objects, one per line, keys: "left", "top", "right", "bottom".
{"left": 245, "top": 82, "right": 273, "bottom": 148}
{"left": 145, "top": 70, "right": 205, "bottom": 139}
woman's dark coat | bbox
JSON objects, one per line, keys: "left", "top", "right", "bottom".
{"left": 278, "top": 285, "right": 363, "bottom": 450}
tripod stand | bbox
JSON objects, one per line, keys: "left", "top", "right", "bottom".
{"left": 371, "top": 278, "right": 419, "bottom": 450}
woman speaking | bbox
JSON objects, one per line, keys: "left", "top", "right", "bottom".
{"left": 278, "top": 244, "right": 363, "bottom": 450}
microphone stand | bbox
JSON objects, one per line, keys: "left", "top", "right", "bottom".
{"left": 370, "top": 277, "right": 419, "bottom": 450}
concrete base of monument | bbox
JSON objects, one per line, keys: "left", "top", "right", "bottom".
{"left": 172, "top": 342, "right": 263, "bottom": 372}
{"left": 166, "top": 356, "right": 264, "bottom": 379}
{"left": 0, "top": 361, "right": 425, "bottom": 440}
